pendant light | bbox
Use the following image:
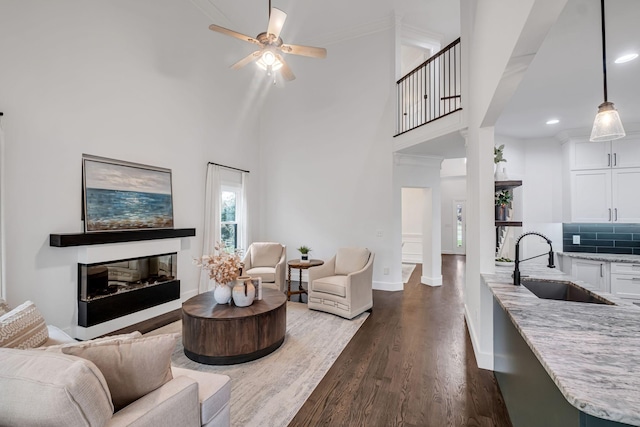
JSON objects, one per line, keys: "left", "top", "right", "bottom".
{"left": 590, "top": 0, "right": 625, "bottom": 142}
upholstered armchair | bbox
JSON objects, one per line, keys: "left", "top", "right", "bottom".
{"left": 242, "top": 242, "right": 286, "bottom": 293}
{"left": 308, "top": 248, "right": 374, "bottom": 319}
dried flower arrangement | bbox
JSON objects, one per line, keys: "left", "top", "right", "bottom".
{"left": 194, "top": 242, "right": 243, "bottom": 285}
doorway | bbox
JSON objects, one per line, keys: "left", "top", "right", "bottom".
{"left": 452, "top": 200, "right": 466, "bottom": 255}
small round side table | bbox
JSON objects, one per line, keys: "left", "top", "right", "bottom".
{"left": 287, "top": 259, "right": 324, "bottom": 301}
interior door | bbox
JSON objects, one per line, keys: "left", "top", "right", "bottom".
{"left": 453, "top": 200, "right": 466, "bottom": 255}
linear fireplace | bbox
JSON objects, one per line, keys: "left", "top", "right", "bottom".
{"left": 78, "top": 253, "right": 180, "bottom": 327}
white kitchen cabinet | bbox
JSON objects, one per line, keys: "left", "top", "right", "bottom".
{"left": 571, "top": 168, "right": 640, "bottom": 223}
{"left": 570, "top": 258, "right": 610, "bottom": 292}
{"left": 611, "top": 168, "right": 640, "bottom": 222}
{"left": 570, "top": 170, "right": 612, "bottom": 222}
{"left": 610, "top": 262, "right": 640, "bottom": 302}
{"left": 570, "top": 137, "right": 640, "bottom": 170}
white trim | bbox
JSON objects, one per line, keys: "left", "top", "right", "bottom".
{"left": 421, "top": 275, "right": 442, "bottom": 286}
{"left": 441, "top": 250, "right": 456, "bottom": 255}
{"left": 304, "top": 15, "right": 394, "bottom": 47}
{"left": 394, "top": 153, "right": 444, "bottom": 168}
{"left": 465, "top": 304, "right": 493, "bottom": 370}
{"left": 402, "top": 232, "right": 422, "bottom": 263}
{"left": 400, "top": 22, "right": 442, "bottom": 53}
{"left": 373, "top": 280, "right": 403, "bottom": 291}
{"left": 78, "top": 239, "right": 181, "bottom": 264}
{"left": 73, "top": 299, "right": 181, "bottom": 340}
{"left": 394, "top": 110, "right": 465, "bottom": 151}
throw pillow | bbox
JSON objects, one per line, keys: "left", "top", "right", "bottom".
{"left": 0, "top": 300, "right": 49, "bottom": 349}
{"left": 0, "top": 298, "right": 10, "bottom": 315}
{"left": 39, "top": 330, "right": 142, "bottom": 351}
{"left": 335, "top": 247, "right": 370, "bottom": 276}
{"left": 62, "top": 333, "right": 178, "bottom": 411}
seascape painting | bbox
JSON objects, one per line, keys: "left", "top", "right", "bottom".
{"left": 83, "top": 155, "right": 174, "bottom": 232}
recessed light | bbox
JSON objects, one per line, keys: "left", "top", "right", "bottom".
{"left": 546, "top": 119, "right": 560, "bottom": 125}
{"left": 615, "top": 53, "right": 638, "bottom": 64}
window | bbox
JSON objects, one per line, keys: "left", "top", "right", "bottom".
{"left": 221, "top": 185, "right": 242, "bottom": 253}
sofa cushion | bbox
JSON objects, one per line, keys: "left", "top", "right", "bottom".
{"left": 0, "top": 298, "right": 10, "bottom": 315}
{"left": 246, "top": 267, "right": 276, "bottom": 283}
{"left": 0, "top": 300, "right": 49, "bottom": 349}
{"left": 172, "top": 367, "right": 232, "bottom": 426}
{"left": 335, "top": 247, "right": 370, "bottom": 276}
{"left": 251, "top": 242, "right": 283, "bottom": 268}
{"left": 312, "top": 275, "right": 348, "bottom": 297}
{"left": 0, "top": 348, "right": 113, "bottom": 426}
{"left": 62, "top": 333, "right": 178, "bottom": 411}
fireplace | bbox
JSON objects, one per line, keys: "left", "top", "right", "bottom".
{"left": 78, "top": 253, "right": 180, "bottom": 327}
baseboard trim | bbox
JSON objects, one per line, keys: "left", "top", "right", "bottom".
{"left": 373, "top": 280, "right": 403, "bottom": 291}
{"left": 465, "top": 304, "right": 493, "bottom": 370}
{"left": 421, "top": 275, "right": 442, "bottom": 287}
{"left": 402, "top": 254, "right": 422, "bottom": 264}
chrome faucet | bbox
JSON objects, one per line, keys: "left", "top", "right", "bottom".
{"left": 513, "top": 232, "right": 555, "bottom": 286}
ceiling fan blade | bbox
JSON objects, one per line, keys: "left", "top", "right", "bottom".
{"left": 276, "top": 54, "right": 296, "bottom": 81}
{"left": 208, "top": 24, "right": 262, "bottom": 46}
{"left": 231, "top": 51, "right": 262, "bottom": 70}
{"left": 280, "top": 43, "right": 327, "bottom": 59}
{"left": 267, "top": 8, "right": 287, "bottom": 40}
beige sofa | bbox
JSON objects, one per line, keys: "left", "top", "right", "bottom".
{"left": 308, "top": 247, "right": 374, "bottom": 319}
{"left": 0, "top": 325, "right": 231, "bottom": 427}
{"left": 242, "top": 242, "right": 286, "bottom": 292}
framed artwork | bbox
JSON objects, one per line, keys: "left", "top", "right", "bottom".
{"left": 251, "top": 277, "right": 262, "bottom": 300}
{"left": 82, "top": 155, "right": 174, "bottom": 232}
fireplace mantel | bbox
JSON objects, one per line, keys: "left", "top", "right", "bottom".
{"left": 50, "top": 228, "right": 196, "bottom": 247}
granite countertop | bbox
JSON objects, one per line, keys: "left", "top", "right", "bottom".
{"left": 483, "top": 264, "right": 640, "bottom": 426}
{"left": 558, "top": 251, "right": 640, "bottom": 264}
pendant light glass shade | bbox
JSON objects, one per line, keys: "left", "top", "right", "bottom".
{"left": 590, "top": 0, "right": 625, "bottom": 142}
{"left": 590, "top": 101, "right": 626, "bottom": 142}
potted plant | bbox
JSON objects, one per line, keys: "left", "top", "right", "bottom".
{"left": 298, "top": 245, "right": 311, "bottom": 262}
{"left": 494, "top": 144, "right": 508, "bottom": 180}
{"left": 495, "top": 190, "right": 512, "bottom": 221}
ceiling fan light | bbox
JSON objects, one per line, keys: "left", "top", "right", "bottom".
{"left": 261, "top": 51, "right": 276, "bottom": 66}
{"left": 590, "top": 101, "right": 626, "bottom": 142}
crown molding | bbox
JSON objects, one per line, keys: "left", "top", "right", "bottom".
{"left": 399, "top": 21, "right": 443, "bottom": 52}
{"left": 190, "top": 0, "right": 233, "bottom": 28}
{"left": 302, "top": 15, "right": 395, "bottom": 47}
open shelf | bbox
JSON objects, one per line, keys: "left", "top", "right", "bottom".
{"left": 495, "top": 180, "right": 523, "bottom": 191}
{"left": 50, "top": 228, "right": 196, "bottom": 247}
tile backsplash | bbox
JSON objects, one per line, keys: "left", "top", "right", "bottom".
{"left": 563, "top": 223, "right": 640, "bottom": 255}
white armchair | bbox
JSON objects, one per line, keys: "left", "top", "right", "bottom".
{"left": 242, "top": 242, "right": 286, "bottom": 293}
{"left": 308, "top": 247, "right": 374, "bottom": 319}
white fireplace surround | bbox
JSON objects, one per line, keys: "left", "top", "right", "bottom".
{"left": 74, "top": 238, "right": 183, "bottom": 340}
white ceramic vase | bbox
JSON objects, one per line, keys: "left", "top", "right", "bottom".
{"left": 232, "top": 276, "right": 255, "bottom": 307}
{"left": 213, "top": 283, "right": 232, "bottom": 305}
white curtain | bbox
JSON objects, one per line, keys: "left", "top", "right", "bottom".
{"left": 239, "top": 171, "right": 250, "bottom": 254}
{"left": 0, "top": 117, "right": 5, "bottom": 299}
{"left": 199, "top": 164, "right": 222, "bottom": 293}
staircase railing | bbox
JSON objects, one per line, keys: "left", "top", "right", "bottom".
{"left": 395, "top": 38, "right": 461, "bottom": 136}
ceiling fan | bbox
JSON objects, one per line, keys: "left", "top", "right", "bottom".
{"left": 208, "top": 1, "right": 327, "bottom": 81}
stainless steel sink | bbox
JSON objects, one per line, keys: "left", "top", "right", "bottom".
{"left": 520, "top": 279, "right": 614, "bottom": 305}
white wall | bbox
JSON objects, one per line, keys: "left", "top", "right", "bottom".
{"left": 0, "top": 0, "right": 262, "bottom": 332}
{"left": 462, "top": 0, "right": 568, "bottom": 370}
{"left": 495, "top": 135, "right": 563, "bottom": 262}
{"left": 401, "top": 187, "right": 425, "bottom": 263}
{"left": 441, "top": 158, "right": 467, "bottom": 254}
{"left": 258, "top": 27, "right": 403, "bottom": 290}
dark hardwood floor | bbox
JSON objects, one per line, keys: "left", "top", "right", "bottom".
{"left": 289, "top": 255, "right": 512, "bottom": 427}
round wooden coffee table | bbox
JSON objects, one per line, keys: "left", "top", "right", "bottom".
{"left": 182, "top": 288, "right": 287, "bottom": 365}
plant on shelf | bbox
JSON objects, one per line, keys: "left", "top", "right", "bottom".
{"left": 298, "top": 245, "right": 311, "bottom": 262}
{"left": 494, "top": 144, "right": 507, "bottom": 164}
{"left": 495, "top": 190, "right": 512, "bottom": 221}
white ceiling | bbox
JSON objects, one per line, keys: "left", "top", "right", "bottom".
{"left": 198, "top": 0, "right": 639, "bottom": 144}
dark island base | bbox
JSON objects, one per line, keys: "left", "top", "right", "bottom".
{"left": 184, "top": 337, "right": 285, "bottom": 365}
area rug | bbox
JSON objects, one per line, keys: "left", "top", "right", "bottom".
{"left": 402, "top": 263, "right": 416, "bottom": 283}
{"left": 147, "top": 302, "right": 368, "bottom": 427}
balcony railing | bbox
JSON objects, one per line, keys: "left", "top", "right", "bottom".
{"left": 395, "top": 38, "right": 461, "bottom": 136}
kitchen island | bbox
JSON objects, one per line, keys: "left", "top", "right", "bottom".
{"left": 483, "top": 264, "right": 640, "bottom": 426}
